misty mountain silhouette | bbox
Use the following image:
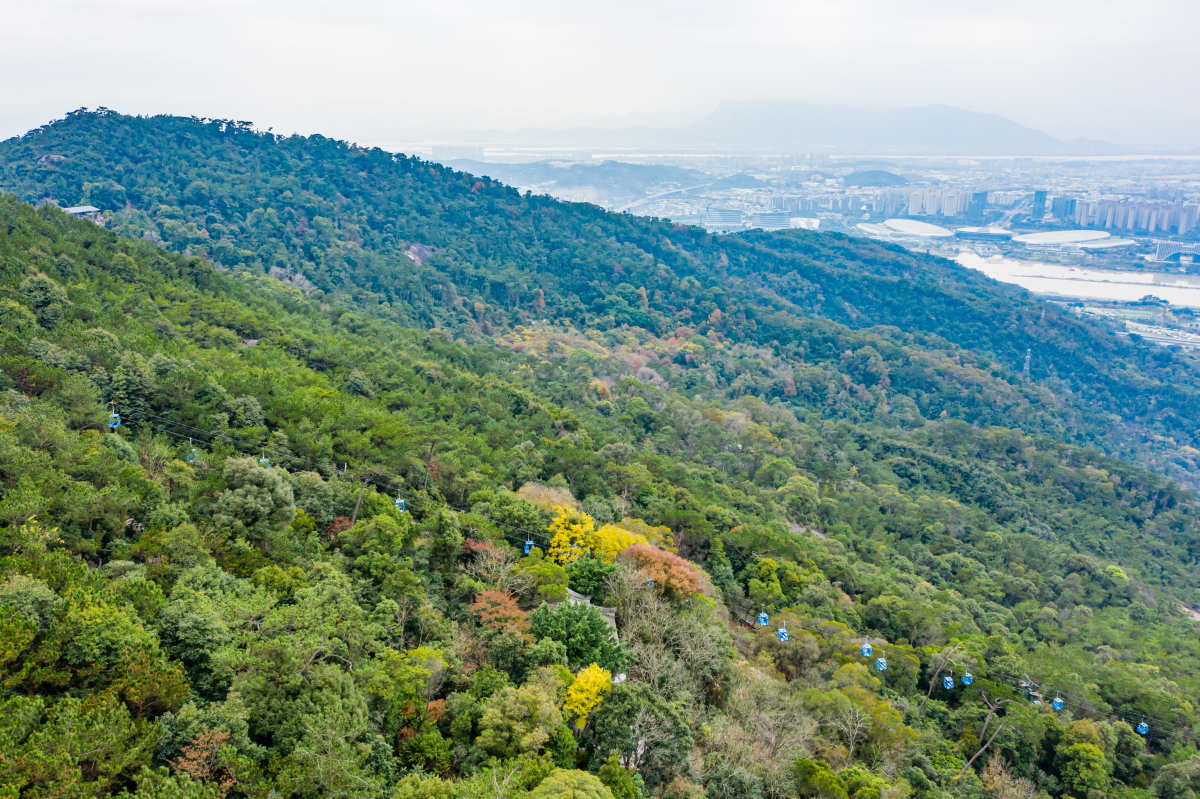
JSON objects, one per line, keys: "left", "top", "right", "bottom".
{"left": 450, "top": 100, "right": 1121, "bottom": 155}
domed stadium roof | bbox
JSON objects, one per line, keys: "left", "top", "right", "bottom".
{"left": 883, "top": 219, "right": 953, "bottom": 237}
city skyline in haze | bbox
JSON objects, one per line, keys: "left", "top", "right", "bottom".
{"left": 1, "top": 0, "right": 1197, "bottom": 151}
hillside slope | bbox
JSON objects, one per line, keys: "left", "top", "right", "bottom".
{"left": 1, "top": 183, "right": 1200, "bottom": 796}
{"left": 2, "top": 188, "right": 1200, "bottom": 796}
{"left": 1, "top": 110, "right": 1197, "bottom": 487}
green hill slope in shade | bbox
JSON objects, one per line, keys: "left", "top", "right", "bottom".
{"left": 844, "top": 170, "right": 909, "bottom": 187}
{"left": 2, "top": 110, "right": 1198, "bottom": 492}
{"left": 2, "top": 182, "right": 1200, "bottom": 797}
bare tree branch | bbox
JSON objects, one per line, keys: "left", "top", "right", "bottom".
{"left": 959, "top": 722, "right": 1006, "bottom": 778}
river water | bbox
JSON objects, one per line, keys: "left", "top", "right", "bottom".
{"left": 954, "top": 252, "right": 1200, "bottom": 307}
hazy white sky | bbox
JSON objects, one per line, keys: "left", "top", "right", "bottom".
{"left": 2, "top": 0, "right": 1197, "bottom": 149}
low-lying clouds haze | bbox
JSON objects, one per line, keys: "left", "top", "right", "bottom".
{"left": 2, "top": 0, "right": 1197, "bottom": 150}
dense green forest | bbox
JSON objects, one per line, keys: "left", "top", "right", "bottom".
{"left": 2, "top": 111, "right": 1200, "bottom": 799}
{"left": 3, "top": 110, "right": 1200, "bottom": 488}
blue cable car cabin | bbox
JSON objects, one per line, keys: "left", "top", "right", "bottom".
{"left": 861, "top": 643, "right": 873, "bottom": 657}
{"left": 757, "top": 612, "right": 769, "bottom": 627}
{"left": 1137, "top": 721, "right": 1149, "bottom": 735}
{"left": 1052, "top": 697, "right": 1064, "bottom": 710}
{"left": 875, "top": 657, "right": 888, "bottom": 671}
{"left": 962, "top": 672, "right": 973, "bottom": 685}
{"left": 943, "top": 675, "right": 955, "bottom": 690}
{"left": 777, "top": 627, "right": 789, "bottom": 642}
{"left": 524, "top": 540, "right": 534, "bottom": 555}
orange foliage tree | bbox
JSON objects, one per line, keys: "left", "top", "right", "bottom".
{"left": 171, "top": 729, "right": 236, "bottom": 797}
{"left": 470, "top": 589, "right": 531, "bottom": 636}
{"left": 619, "top": 544, "right": 701, "bottom": 601}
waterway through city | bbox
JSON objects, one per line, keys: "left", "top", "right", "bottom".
{"left": 954, "top": 252, "right": 1200, "bottom": 306}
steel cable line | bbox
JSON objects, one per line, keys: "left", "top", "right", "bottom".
{"left": 120, "top": 408, "right": 557, "bottom": 548}
{"left": 722, "top": 594, "right": 1193, "bottom": 738}
{"left": 119, "top": 409, "right": 1192, "bottom": 737}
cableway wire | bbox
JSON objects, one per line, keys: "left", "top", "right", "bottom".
{"left": 118, "top": 408, "right": 1193, "bottom": 739}
{"left": 722, "top": 594, "right": 1194, "bottom": 739}
{"left": 119, "top": 408, "right": 556, "bottom": 549}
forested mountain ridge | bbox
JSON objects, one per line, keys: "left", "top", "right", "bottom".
{"left": 2, "top": 188, "right": 1200, "bottom": 799}
{"left": 1, "top": 110, "right": 1199, "bottom": 487}
{"left": 3, "top": 111, "right": 1200, "bottom": 799}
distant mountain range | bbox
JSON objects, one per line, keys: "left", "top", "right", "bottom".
{"left": 449, "top": 100, "right": 1123, "bottom": 155}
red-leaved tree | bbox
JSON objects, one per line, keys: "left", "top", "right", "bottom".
{"left": 469, "top": 589, "right": 530, "bottom": 635}
{"left": 620, "top": 544, "right": 701, "bottom": 601}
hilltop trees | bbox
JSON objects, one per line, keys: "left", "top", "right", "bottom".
{"left": 7, "top": 109, "right": 1200, "bottom": 492}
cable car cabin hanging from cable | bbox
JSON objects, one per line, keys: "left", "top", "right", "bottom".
{"left": 1052, "top": 697, "right": 1064, "bottom": 710}
{"left": 1021, "top": 675, "right": 1042, "bottom": 705}
{"left": 524, "top": 540, "right": 534, "bottom": 555}
{"left": 875, "top": 657, "right": 888, "bottom": 672}
{"left": 258, "top": 452, "right": 270, "bottom": 468}
{"left": 962, "top": 672, "right": 973, "bottom": 685}
{"left": 108, "top": 411, "right": 121, "bottom": 430}
{"left": 1137, "top": 720, "right": 1149, "bottom": 735}
{"left": 645, "top": 578, "right": 655, "bottom": 589}
{"left": 757, "top": 612, "right": 769, "bottom": 627}
{"left": 394, "top": 497, "right": 406, "bottom": 513}
{"left": 777, "top": 627, "right": 789, "bottom": 642}
{"left": 943, "top": 675, "right": 955, "bottom": 690}
{"left": 861, "top": 642, "right": 873, "bottom": 657}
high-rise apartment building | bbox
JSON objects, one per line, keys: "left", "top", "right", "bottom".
{"left": 1050, "top": 197, "right": 1077, "bottom": 220}
{"left": 987, "top": 192, "right": 1025, "bottom": 207}
{"left": 907, "top": 190, "right": 976, "bottom": 217}
{"left": 967, "top": 191, "right": 989, "bottom": 219}
{"left": 1073, "top": 200, "right": 1199, "bottom": 235}
{"left": 873, "top": 194, "right": 906, "bottom": 215}
{"left": 1032, "top": 191, "right": 1047, "bottom": 220}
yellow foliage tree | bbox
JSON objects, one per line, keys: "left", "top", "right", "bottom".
{"left": 562, "top": 663, "right": 612, "bottom": 729}
{"left": 617, "top": 517, "right": 676, "bottom": 552}
{"left": 547, "top": 506, "right": 595, "bottom": 565}
{"left": 590, "top": 524, "right": 649, "bottom": 563}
